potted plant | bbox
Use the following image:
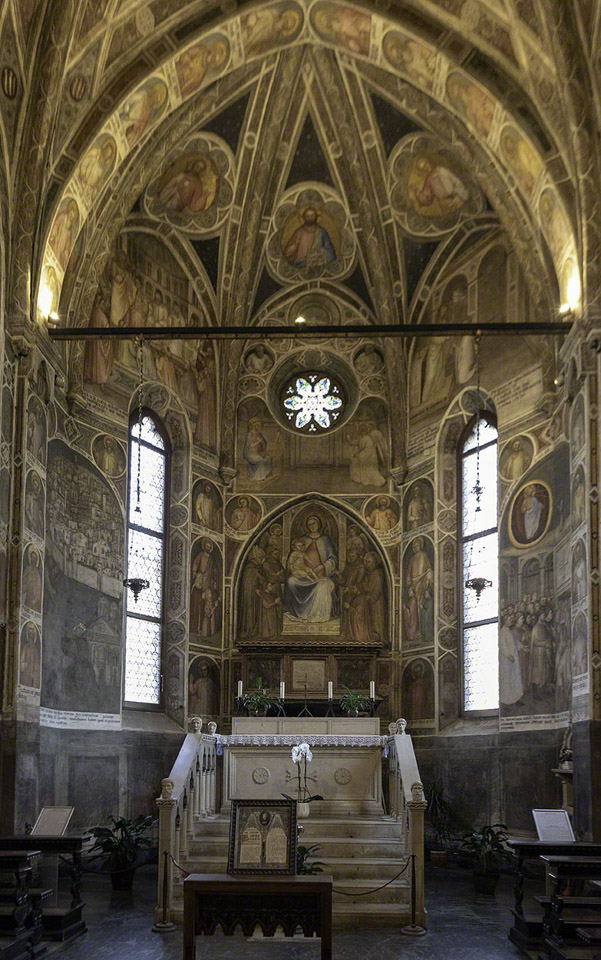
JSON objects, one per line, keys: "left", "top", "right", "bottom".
{"left": 339, "top": 686, "right": 370, "bottom": 717}
{"left": 241, "top": 677, "right": 281, "bottom": 717}
{"left": 425, "top": 781, "right": 454, "bottom": 867}
{"left": 90, "top": 814, "right": 154, "bottom": 890}
{"left": 461, "top": 823, "right": 510, "bottom": 895}
{"left": 283, "top": 742, "right": 323, "bottom": 818}
{"left": 297, "top": 843, "right": 327, "bottom": 875}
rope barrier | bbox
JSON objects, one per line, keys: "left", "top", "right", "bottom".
{"left": 332, "top": 858, "right": 409, "bottom": 896}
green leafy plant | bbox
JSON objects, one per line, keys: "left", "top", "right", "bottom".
{"left": 461, "top": 823, "right": 510, "bottom": 873}
{"left": 339, "top": 686, "right": 370, "bottom": 715}
{"left": 297, "top": 843, "right": 327, "bottom": 875}
{"left": 425, "top": 781, "right": 454, "bottom": 849}
{"left": 241, "top": 677, "right": 282, "bottom": 716}
{"left": 89, "top": 815, "right": 154, "bottom": 873}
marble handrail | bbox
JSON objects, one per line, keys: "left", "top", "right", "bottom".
{"left": 386, "top": 723, "right": 427, "bottom": 928}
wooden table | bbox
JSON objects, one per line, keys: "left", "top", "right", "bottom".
{"left": 506, "top": 840, "right": 601, "bottom": 950}
{"left": 0, "top": 836, "right": 88, "bottom": 941}
{"left": 183, "top": 874, "right": 333, "bottom": 960}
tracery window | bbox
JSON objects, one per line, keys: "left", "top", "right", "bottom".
{"left": 460, "top": 414, "right": 499, "bottom": 713}
{"left": 124, "top": 412, "right": 169, "bottom": 706}
{"left": 282, "top": 372, "right": 343, "bottom": 432}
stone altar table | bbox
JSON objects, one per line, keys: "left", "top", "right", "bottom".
{"left": 219, "top": 719, "right": 386, "bottom": 816}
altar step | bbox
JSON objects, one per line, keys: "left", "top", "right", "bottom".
{"left": 175, "top": 813, "right": 410, "bottom": 926}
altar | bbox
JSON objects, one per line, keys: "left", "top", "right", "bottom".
{"left": 219, "top": 718, "right": 386, "bottom": 816}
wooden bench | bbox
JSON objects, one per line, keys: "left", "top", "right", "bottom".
{"left": 183, "top": 873, "right": 333, "bottom": 960}
{"left": 0, "top": 836, "right": 88, "bottom": 942}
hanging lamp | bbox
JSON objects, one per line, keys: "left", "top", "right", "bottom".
{"left": 465, "top": 331, "right": 492, "bottom": 602}
{"left": 123, "top": 336, "right": 150, "bottom": 602}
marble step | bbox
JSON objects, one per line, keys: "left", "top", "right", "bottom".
{"left": 194, "top": 815, "right": 403, "bottom": 840}
{"left": 189, "top": 835, "right": 404, "bottom": 859}
{"left": 184, "top": 854, "right": 407, "bottom": 879}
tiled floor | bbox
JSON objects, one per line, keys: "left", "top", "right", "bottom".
{"left": 47, "top": 862, "right": 529, "bottom": 960}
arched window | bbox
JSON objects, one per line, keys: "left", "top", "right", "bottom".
{"left": 124, "top": 412, "right": 169, "bottom": 706}
{"left": 460, "top": 414, "right": 499, "bottom": 713}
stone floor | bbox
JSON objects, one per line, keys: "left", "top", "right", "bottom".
{"left": 46, "top": 861, "right": 531, "bottom": 960}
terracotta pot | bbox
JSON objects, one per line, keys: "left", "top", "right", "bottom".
{"left": 430, "top": 849, "right": 449, "bottom": 868}
{"left": 297, "top": 802, "right": 311, "bottom": 819}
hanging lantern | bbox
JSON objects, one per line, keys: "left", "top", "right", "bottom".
{"left": 123, "top": 576, "right": 150, "bottom": 601}
{"left": 465, "top": 331, "right": 492, "bottom": 601}
{"left": 464, "top": 575, "right": 493, "bottom": 602}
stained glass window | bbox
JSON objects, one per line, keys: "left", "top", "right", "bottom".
{"left": 461, "top": 413, "right": 499, "bottom": 713}
{"left": 124, "top": 413, "right": 168, "bottom": 705}
{"left": 282, "top": 372, "right": 343, "bottom": 433}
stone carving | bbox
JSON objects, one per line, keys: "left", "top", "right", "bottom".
{"left": 411, "top": 781, "right": 424, "bottom": 801}
{"left": 334, "top": 767, "right": 352, "bottom": 785}
{"left": 161, "top": 779, "right": 174, "bottom": 799}
{"left": 207, "top": 721, "right": 218, "bottom": 735}
{"left": 396, "top": 718, "right": 407, "bottom": 735}
{"left": 252, "top": 767, "right": 270, "bottom": 784}
{"left": 190, "top": 716, "right": 203, "bottom": 733}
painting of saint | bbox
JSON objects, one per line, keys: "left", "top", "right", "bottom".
{"left": 571, "top": 394, "right": 585, "bottom": 453}
{"left": 284, "top": 514, "right": 338, "bottom": 623}
{"left": 20, "top": 621, "right": 41, "bottom": 689}
{"left": 92, "top": 434, "right": 125, "bottom": 478}
{"left": 157, "top": 153, "right": 218, "bottom": 215}
{"left": 175, "top": 35, "right": 229, "bottom": 98}
{"left": 243, "top": 417, "right": 272, "bottom": 482}
{"left": 572, "top": 540, "right": 586, "bottom": 604}
{"left": 83, "top": 291, "right": 113, "bottom": 384}
{"left": 404, "top": 480, "right": 433, "bottom": 530}
{"left": 188, "top": 656, "right": 219, "bottom": 716}
{"left": 120, "top": 77, "right": 168, "bottom": 149}
{"left": 346, "top": 421, "right": 388, "bottom": 486}
{"left": 354, "top": 345, "right": 384, "bottom": 376}
{"left": 227, "top": 496, "right": 261, "bottom": 532}
{"left": 282, "top": 206, "right": 338, "bottom": 271}
{"left": 190, "top": 539, "right": 222, "bottom": 642}
{"left": 238, "top": 545, "right": 267, "bottom": 639}
{"left": 500, "top": 436, "right": 533, "bottom": 482}
{"left": 403, "top": 536, "right": 434, "bottom": 611}
{"left": 509, "top": 481, "right": 551, "bottom": 548}
{"left": 407, "top": 155, "right": 469, "bottom": 219}
{"left": 366, "top": 495, "right": 399, "bottom": 533}
{"left": 572, "top": 466, "right": 585, "bottom": 527}
{"left": 446, "top": 73, "right": 495, "bottom": 138}
{"left": 194, "top": 344, "right": 217, "bottom": 449}
{"left": 24, "top": 471, "right": 44, "bottom": 539}
{"left": 244, "top": 345, "right": 274, "bottom": 375}
{"left": 401, "top": 659, "right": 434, "bottom": 722}
{"left": 539, "top": 189, "right": 570, "bottom": 262}
{"left": 500, "top": 125, "right": 542, "bottom": 197}
{"left": 22, "top": 545, "right": 43, "bottom": 612}
{"left": 241, "top": 3, "right": 302, "bottom": 56}
{"left": 26, "top": 396, "right": 46, "bottom": 465}
{"left": 311, "top": 2, "right": 371, "bottom": 55}
{"left": 572, "top": 612, "right": 588, "bottom": 676}
{"left": 382, "top": 31, "right": 436, "bottom": 90}
{"left": 49, "top": 198, "right": 79, "bottom": 270}
{"left": 76, "top": 134, "right": 117, "bottom": 203}
{"left": 193, "top": 480, "right": 222, "bottom": 531}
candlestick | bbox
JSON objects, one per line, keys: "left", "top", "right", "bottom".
{"left": 370, "top": 680, "right": 375, "bottom": 699}
{"left": 328, "top": 681, "right": 333, "bottom": 699}
{"left": 237, "top": 680, "right": 243, "bottom": 697}
{"left": 280, "top": 681, "right": 285, "bottom": 700}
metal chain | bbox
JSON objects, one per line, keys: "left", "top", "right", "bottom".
{"left": 332, "top": 858, "right": 410, "bottom": 896}
{"left": 135, "top": 336, "right": 144, "bottom": 513}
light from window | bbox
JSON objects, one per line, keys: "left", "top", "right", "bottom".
{"left": 124, "top": 414, "right": 167, "bottom": 704}
{"left": 283, "top": 373, "right": 343, "bottom": 432}
{"left": 461, "top": 416, "right": 499, "bottom": 712}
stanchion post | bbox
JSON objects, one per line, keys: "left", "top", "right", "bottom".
{"left": 401, "top": 854, "right": 426, "bottom": 937}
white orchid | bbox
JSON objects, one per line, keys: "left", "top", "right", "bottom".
{"left": 291, "top": 742, "right": 313, "bottom": 764}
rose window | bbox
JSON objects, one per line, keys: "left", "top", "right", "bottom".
{"left": 282, "top": 373, "right": 344, "bottom": 433}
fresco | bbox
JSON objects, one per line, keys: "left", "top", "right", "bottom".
{"left": 571, "top": 465, "right": 585, "bottom": 528}
{"left": 401, "top": 658, "right": 434, "bottom": 722}
{"left": 192, "top": 479, "right": 222, "bottom": 531}
{"left": 19, "top": 621, "right": 41, "bottom": 689}
{"left": 499, "top": 125, "right": 543, "bottom": 197}
{"left": 570, "top": 394, "right": 585, "bottom": 454}
{"left": 48, "top": 197, "right": 80, "bottom": 271}
{"left": 571, "top": 539, "right": 586, "bottom": 604}
{"left": 174, "top": 34, "right": 229, "bottom": 98}
{"left": 92, "top": 434, "right": 126, "bottom": 478}
{"left": 364, "top": 495, "right": 400, "bottom": 533}
{"left": 188, "top": 655, "right": 220, "bottom": 716}
{"left": 353, "top": 345, "right": 384, "bottom": 377}
{"left": 501, "top": 445, "right": 569, "bottom": 553}
{"left": 539, "top": 189, "right": 570, "bottom": 262}
{"left": 244, "top": 345, "right": 275, "bottom": 375}
{"left": 24, "top": 470, "right": 45, "bottom": 540}
{"left": 74, "top": 133, "right": 117, "bottom": 206}
{"left": 572, "top": 611, "right": 588, "bottom": 677}
{"left": 42, "top": 440, "right": 124, "bottom": 716}
{"left": 446, "top": 72, "right": 495, "bottom": 138}
{"left": 508, "top": 481, "right": 552, "bottom": 548}
{"left": 83, "top": 234, "right": 218, "bottom": 451}
{"left": 26, "top": 395, "right": 46, "bottom": 466}
{"left": 382, "top": 30, "right": 436, "bottom": 91}
{"left": 190, "top": 538, "right": 222, "bottom": 647}
{"left": 119, "top": 76, "right": 168, "bottom": 150}
{"left": 226, "top": 495, "right": 262, "bottom": 533}
{"left": 310, "top": 2, "right": 371, "bottom": 55}
{"left": 267, "top": 185, "right": 355, "bottom": 282}
{"left": 389, "top": 134, "right": 482, "bottom": 237}
{"left": 236, "top": 502, "right": 388, "bottom": 646}
{"left": 402, "top": 536, "right": 434, "bottom": 649}
{"left": 22, "top": 544, "right": 43, "bottom": 613}
{"left": 241, "top": 3, "right": 303, "bottom": 56}
{"left": 499, "top": 435, "right": 534, "bottom": 481}
{"left": 145, "top": 133, "right": 234, "bottom": 232}
{"left": 404, "top": 479, "right": 433, "bottom": 530}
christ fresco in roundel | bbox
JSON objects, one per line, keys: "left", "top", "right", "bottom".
{"left": 156, "top": 152, "right": 218, "bottom": 214}
{"left": 281, "top": 205, "right": 339, "bottom": 270}
{"left": 509, "top": 481, "right": 552, "bottom": 548}
{"left": 284, "top": 514, "right": 338, "bottom": 623}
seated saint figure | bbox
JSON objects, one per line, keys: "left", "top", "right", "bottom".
{"left": 284, "top": 516, "right": 338, "bottom": 622}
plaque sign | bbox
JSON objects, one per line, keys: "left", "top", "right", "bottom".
{"left": 532, "top": 808, "right": 575, "bottom": 843}
{"left": 31, "top": 806, "right": 74, "bottom": 836}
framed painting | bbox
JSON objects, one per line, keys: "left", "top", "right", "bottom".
{"left": 227, "top": 799, "right": 297, "bottom": 875}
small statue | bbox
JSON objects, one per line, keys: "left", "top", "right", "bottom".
{"left": 161, "top": 778, "right": 174, "bottom": 799}
{"left": 559, "top": 715, "right": 573, "bottom": 767}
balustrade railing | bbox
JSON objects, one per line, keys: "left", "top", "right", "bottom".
{"left": 154, "top": 717, "right": 218, "bottom": 926}
{"left": 386, "top": 719, "right": 427, "bottom": 928}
